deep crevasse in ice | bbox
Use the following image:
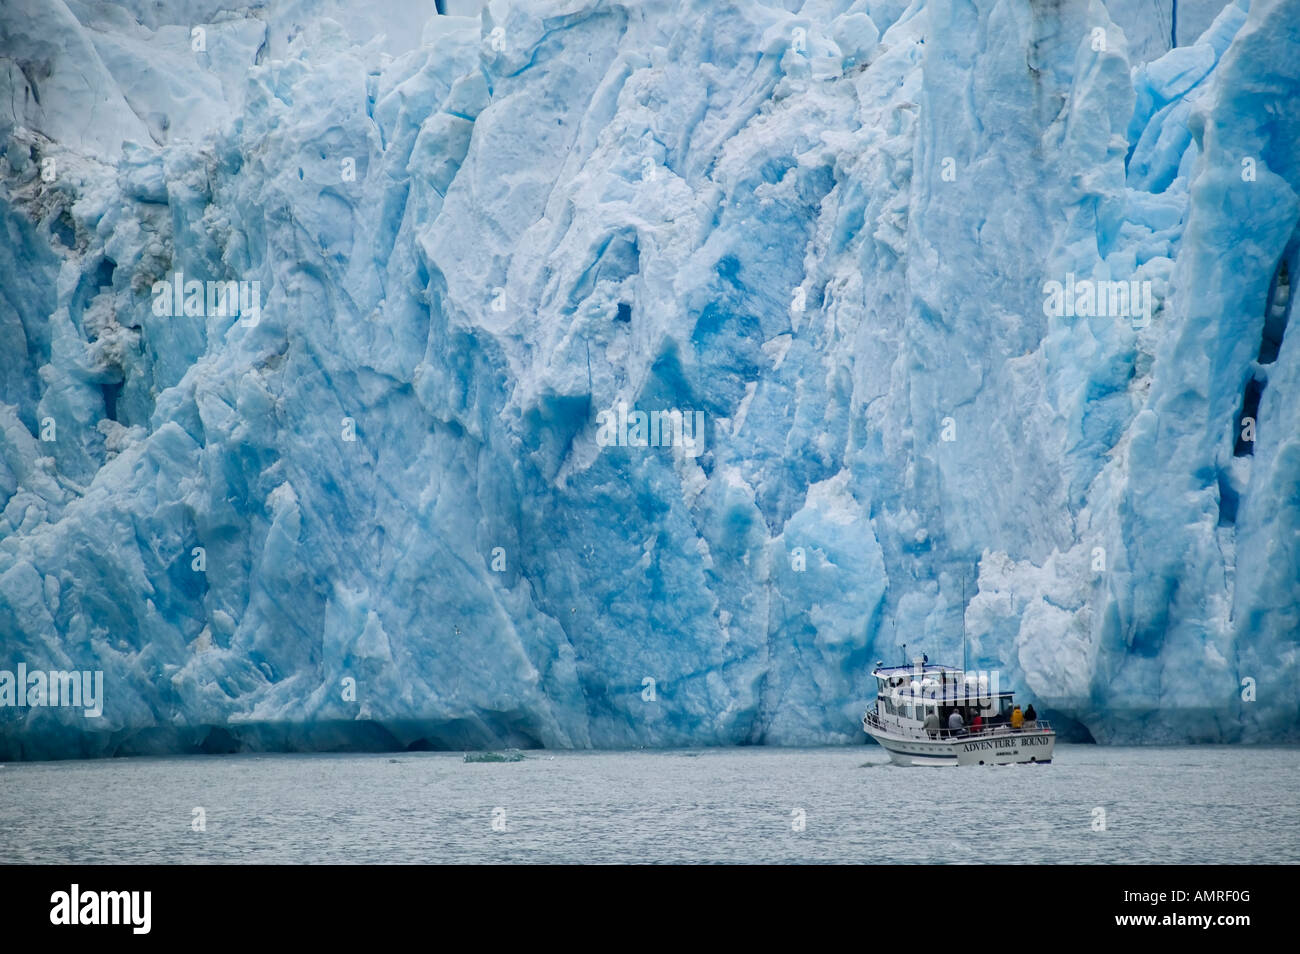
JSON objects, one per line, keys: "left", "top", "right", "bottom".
{"left": 0, "top": 0, "right": 1297, "bottom": 757}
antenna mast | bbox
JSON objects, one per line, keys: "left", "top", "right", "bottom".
{"left": 961, "top": 572, "right": 968, "bottom": 677}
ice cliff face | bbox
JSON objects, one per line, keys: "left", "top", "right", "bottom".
{"left": 1, "top": 0, "right": 1297, "bottom": 758}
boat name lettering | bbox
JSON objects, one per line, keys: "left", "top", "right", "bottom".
{"left": 961, "top": 735, "right": 1051, "bottom": 752}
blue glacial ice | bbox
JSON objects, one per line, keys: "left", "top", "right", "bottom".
{"left": 0, "top": 0, "right": 1297, "bottom": 757}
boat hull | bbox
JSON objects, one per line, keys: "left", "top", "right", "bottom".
{"left": 868, "top": 727, "right": 1055, "bottom": 766}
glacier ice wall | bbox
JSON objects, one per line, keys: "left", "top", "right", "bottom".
{"left": 0, "top": 0, "right": 1297, "bottom": 758}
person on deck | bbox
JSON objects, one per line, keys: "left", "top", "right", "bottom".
{"left": 1010, "top": 705, "right": 1024, "bottom": 730}
{"left": 1024, "top": 704, "right": 1037, "bottom": 729}
{"left": 971, "top": 713, "right": 984, "bottom": 734}
{"left": 947, "top": 709, "right": 964, "bottom": 736}
{"left": 923, "top": 709, "right": 941, "bottom": 739}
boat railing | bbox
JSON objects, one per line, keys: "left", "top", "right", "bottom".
{"left": 863, "top": 709, "right": 1052, "bottom": 740}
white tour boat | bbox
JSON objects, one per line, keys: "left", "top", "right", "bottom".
{"left": 863, "top": 658, "right": 1056, "bottom": 766}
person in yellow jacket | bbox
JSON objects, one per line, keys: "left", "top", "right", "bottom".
{"left": 1010, "top": 705, "right": 1024, "bottom": 730}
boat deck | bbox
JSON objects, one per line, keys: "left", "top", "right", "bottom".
{"left": 864, "top": 709, "right": 1053, "bottom": 741}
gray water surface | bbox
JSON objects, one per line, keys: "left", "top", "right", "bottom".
{"left": 2, "top": 745, "right": 1296, "bottom": 863}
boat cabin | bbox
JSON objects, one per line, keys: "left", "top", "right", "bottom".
{"left": 871, "top": 659, "right": 1016, "bottom": 732}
